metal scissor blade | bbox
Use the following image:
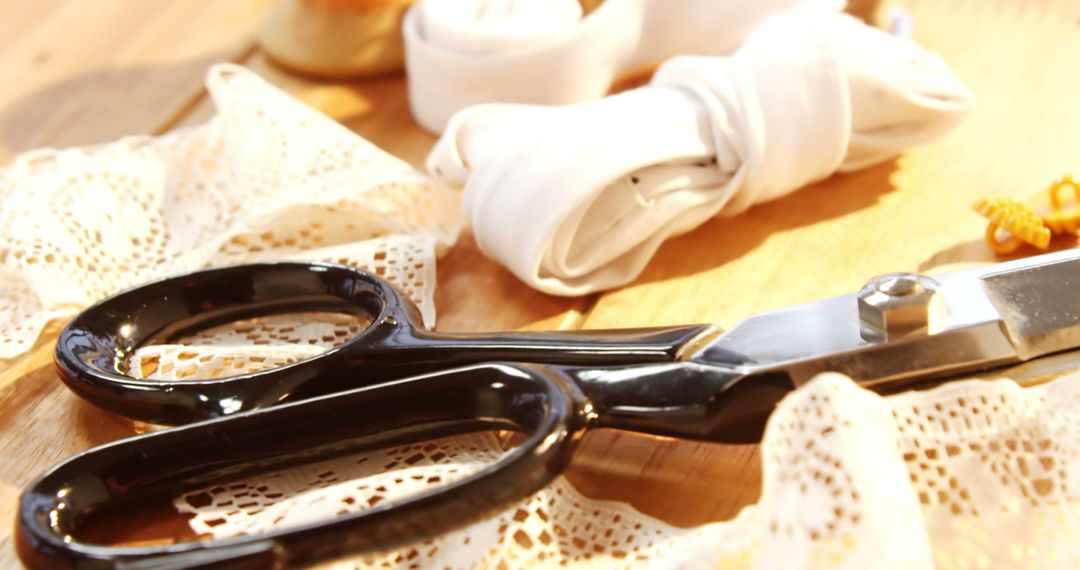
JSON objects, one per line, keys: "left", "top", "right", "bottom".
{"left": 692, "top": 293, "right": 867, "bottom": 367}
{"left": 980, "top": 253, "right": 1080, "bottom": 359}
{"left": 690, "top": 249, "right": 1080, "bottom": 390}
{"left": 931, "top": 347, "right": 1080, "bottom": 391}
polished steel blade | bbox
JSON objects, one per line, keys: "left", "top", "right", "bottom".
{"left": 690, "top": 249, "right": 1080, "bottom": 389}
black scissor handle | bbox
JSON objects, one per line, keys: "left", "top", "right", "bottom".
{"left": 18, "top": 363, "right": 591, "bottom": 570}
{"left": 56, "top": 262, "right": 409, "bottom": 424}
{"left": 56, "top": 262, "right": 715, "bottom": 424}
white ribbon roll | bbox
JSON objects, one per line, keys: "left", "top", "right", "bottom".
{"left": 403, "top": 0, "right": 812, "bottom": 133}
{"left": 428, "top": 7, "right": 972, "bottom": 296}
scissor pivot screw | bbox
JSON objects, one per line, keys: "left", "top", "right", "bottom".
{"left": 858, "top": 273, "right": 940, "bottom": 341}
{"left": 874, "top": 275, "right": 922, "bottom": 296}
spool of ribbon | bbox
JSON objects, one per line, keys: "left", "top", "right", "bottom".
{"left": 403, "top": 0, "right": 812, "bottom": 133}
{"left": 428, "top": 7, "right": 972, "bottom": 295}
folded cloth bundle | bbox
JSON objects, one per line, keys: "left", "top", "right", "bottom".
{"left": 428, "top": 6, "right": 972, "bottom": 296}
{"left": 403, "top": 0, "right": 810, "bottom": 132}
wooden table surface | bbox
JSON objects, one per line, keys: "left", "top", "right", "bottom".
{"left": 3, "top": 0, "right": 1080, "bottom": 566}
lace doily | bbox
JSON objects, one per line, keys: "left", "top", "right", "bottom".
{"left": 175, "top": 433, "right": 724, "bottom": 569}
{"left": 159, "top": 313, "right": 1080, "bottom": 569}
{"left": 131, "top": 313, "right": 372, "bottom": 380}
{"left": 3, "top": 56, "right": 1073, "bottom": 570}
{"left": 0, "top": 63, "right": 461, "bottom": 359}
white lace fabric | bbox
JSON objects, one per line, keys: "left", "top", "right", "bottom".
{"left": 130, "top": 313, "right": 371, "bottom": 380}
{"left": 0, "top": 63, "right": 461, "bottom": 359}
{"left": 167, "top": 352, "right": 1080, "bottom": 569}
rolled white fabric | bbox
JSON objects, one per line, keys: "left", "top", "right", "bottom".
{"left": 429, "top": 7, "right": 972, "bottom": 296}
{"left": 404, "top": 0, "right": 815, "bottom": 133}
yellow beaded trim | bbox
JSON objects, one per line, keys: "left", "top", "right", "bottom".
{"left": 983, "top": 224, "right": 1024, "bottom": 254}
{"left": 972, "top": 197, "right": 1051, "bottom": 252}
{"left": 1044, "top": 210, "right": 1080, "bottom": 235}
{"left": 1042, "top": 175, "right": 1080, "bottom": 234}
{"left": 1049, "top": 175, "right": 1080, "bottom": 209}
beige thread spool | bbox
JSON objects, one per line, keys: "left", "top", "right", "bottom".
{"left": 258, "top": 0, "right": 416, "bottom": 78}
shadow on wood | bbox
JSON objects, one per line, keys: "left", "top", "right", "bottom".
{"left": 0, "top": 57, "right": 232, "bottom": 160}
{"left": 627, "top": 159, "right": 900, "bottom": 289}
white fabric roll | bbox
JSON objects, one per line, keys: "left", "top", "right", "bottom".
{"left": 404, "top": 0, "right": 814, "bottom": 133}
{"left": 429, "top": 7, "right": 972, "bottom": 296}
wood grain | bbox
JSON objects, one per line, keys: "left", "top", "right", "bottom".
{"left": 0, "top": 0, "right": 276, "bottom": 563}
{"left": 3, "top": 0, "right": 1080, "bottom": 564}
{"left": 0, "top": 0, "right": 276, "bottom": 161}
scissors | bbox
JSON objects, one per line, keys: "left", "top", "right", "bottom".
{"left": 17, "top": 250, "right": 1080, "bottom": 568}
